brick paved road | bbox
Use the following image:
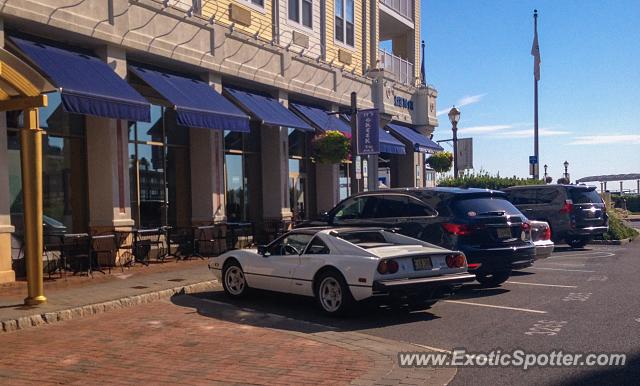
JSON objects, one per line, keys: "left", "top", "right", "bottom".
{"left": 0, "top": 299, "right": 370, "bottom": 385}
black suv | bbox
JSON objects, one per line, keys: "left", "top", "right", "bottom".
{"left": 503, "top": 184, "right": 608, "bottom": 248}
{"left": 302, "top": 187, "right": 536, "bottom": 286}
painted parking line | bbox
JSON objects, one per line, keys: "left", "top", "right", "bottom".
{"left": 543, "top": 262, "right": 586, "bottom": 267}
{"left": 530, "top": 267, "right": 596, "bottom": 273}
{"left": 549, "top": 251, "right": 614, "bottom": 259}
{"left": 506, "top": 281, "right": 578, "bottom": 288}
{"left": 442, "top": 300, "right": 547, "bottom": 314}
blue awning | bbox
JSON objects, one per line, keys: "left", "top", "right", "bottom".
{"left": 386, "top": 123, "right": 444, "bottom": 153}
{"left": 224, "top": 88, "right": 314, "bottom": 132}
{"left": 129, "top": 66, "right": 249, "bottom": 132}
{"left": 10, "top": 37, "right": 150, "bottom": 122}
{"left": 379, "top": 128, "right": 406, "bottom": 155}
{"left": 289, "top": 103, "right": 352, "bottom": 134}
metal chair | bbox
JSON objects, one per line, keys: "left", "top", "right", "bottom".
{"left": 61, "top": 233, "right": 93, "bottom": 276}
{"left": 90, "top": 234, "right": 117, "bottom": 274}
{"left": 114, "top": 230, "right": 135, "bottom": 269}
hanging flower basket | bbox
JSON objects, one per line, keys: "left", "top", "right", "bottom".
{"left": 427, "top": 151, "right": 453, "bottom": 173}
{"left": 312, "top": 130, "right": 350, "bottom": 164}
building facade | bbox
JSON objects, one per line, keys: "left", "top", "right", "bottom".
{"left": 0, "top": 0, "right": 439, "bottom": 283}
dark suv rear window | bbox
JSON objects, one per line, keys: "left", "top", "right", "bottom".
{"left": 570, "top": 189, "right": 602, "bottom": 204}
{"left": 452, "top": 197, "right": 522, "bottom": 217}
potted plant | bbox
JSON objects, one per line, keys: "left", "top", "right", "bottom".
{"left": 312, "top": 130, "right": 350, "bottom": 164}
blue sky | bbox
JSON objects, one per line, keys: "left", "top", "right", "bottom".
{"left": 421, "top": 0, "right": 640, "bottom": 190}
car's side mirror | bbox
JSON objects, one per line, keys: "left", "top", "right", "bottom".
{"left": 257, "top": 245, "right": 270, "bottom": 257}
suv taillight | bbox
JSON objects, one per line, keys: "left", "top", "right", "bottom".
{"left": 560, "top": 200, "right": 574, "bottom": 214}
{"left": 446, "top": 253, "right": 467, "bottom": 268}
{"left": 377, "top": 259, "right": 399, "bottom": 274}
{"left": 442, "top": 223, "right": 472, "bottom": 236}
{"left": 543, "top": 226, "right": 552, "bottom": 240}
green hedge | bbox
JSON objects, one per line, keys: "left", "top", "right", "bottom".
{"left": 613, "top": 195, "right": 640, "bottom": 213}
{"left": 438, "top": 171, "right": 543, "bottom": 190}
{"left": 602, "top": 210, "right": 639, "bottom": 241}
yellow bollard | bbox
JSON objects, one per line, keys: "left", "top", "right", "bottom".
{"left": 20, "top": 108, "right": 46, "bottom": 305}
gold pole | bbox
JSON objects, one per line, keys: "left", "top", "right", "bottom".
{"left": 20, "top": 107, "right": 46, "bottom": 305}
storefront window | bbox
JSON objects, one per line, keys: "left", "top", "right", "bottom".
{"left": 288, "top": 128, "right": 311, "bottom": 220}
{"left": 129, "top": 105, "right": 191, "bottom": 228}
{"left": 225, "top": 153, "right": 247, "bottom": 221}
{"left": 339, "top": 163, "right": 351, "bottom": 200}
{"left": 7, "top": 92, "right": 88, "bottom": 235}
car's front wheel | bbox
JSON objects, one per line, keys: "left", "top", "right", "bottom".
{"left": 314, "top": 270, "right": 354, "bottom": 316}
{"left": 222, "top": 260, "right": 248, "bottom": 298}
{"left": 476, "top": 271, "right": 510, "bottom": 287}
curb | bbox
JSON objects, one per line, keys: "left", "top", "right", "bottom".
{"left": 1, "top": 280, "right": 217, "bottom": 334}
{"left": 589, "top": 238, "right": 632, "bottom": 245}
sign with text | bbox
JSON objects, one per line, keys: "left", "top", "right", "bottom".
{"left": 356, "top": 108, "right": 380, "bottom": 155}
{"left": 457, "top": 138, "right": 474, "bottom": 170}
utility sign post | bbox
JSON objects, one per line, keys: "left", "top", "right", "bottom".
{"left": 529, "top": 155, "right": 538, "bottom": 177}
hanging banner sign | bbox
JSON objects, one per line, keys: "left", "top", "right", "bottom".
{"left": 356, "top": 108, "right": 380, "bottom": 155}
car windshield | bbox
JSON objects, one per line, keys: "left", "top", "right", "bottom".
{"left": 452, "top": 197, "right": 522, "bottom": 217}
{"left": 570, "top": 188, "right": 602, "bottom": 204}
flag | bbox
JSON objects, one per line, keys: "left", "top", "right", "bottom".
{"left": 531, "top": 17, "right": 541, "bottom": 81}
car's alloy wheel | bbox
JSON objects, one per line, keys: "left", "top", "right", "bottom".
{"left": 222, "top": 262, "right": 247, "bottom": 297}
{"left": 319, "top": 277, "right": 342, "bottom": 312}
{"left": 315, "top": 271, "right": 354, "bottom": 315}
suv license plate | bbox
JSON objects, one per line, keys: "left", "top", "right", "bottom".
{"left": 413, "top": 257, "right": 433, "bottom": 271}
{"left": 496, "top": 227, "right": 512, "bottom": 239}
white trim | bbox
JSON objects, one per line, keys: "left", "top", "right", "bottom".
{"left": 235, "top": 0, "right": 267, "bottom": 15}
{"left": 333, "top": 0, "right": 355, "bottom": 49}
{"left": 285, "top": 0, "right": 315, "bottom": 33}
{"left": 378, "top": 2, "right": 415, "bottom": 29}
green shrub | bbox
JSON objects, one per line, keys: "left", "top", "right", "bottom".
{"left": 602, "top": 211, "right": 639, "bottom": 241}
{"left": 438, "top": 171, "right": 543, "bottom": 190}
{"left": 312, "top": 130, "right": 350, "bottom": 164}
{"left": 613, "top": 195, "right": 640, "bottom": 213}
{"left": 427, "top": 151, "right": 453, "bottom": 173}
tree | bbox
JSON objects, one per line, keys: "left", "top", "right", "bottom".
{"left": 557, "top": 177, "right": 570, "bottom": 184}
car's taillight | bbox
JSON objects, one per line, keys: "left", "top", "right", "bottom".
{"left": 560, "top": 200, "right": 574, "bottom": 214}
{"left": 445, "top": 253, "right": 467, "bottom": 268}
{"left": 467, "top": 263, "right": 482, "bottom": 270}
{"left": 543, "top": 226, "right": 552, "bottom": 240}
{"left": 377, "top": 259, "right": 399, "bottom": 274}
{"left": 442, "top": 223, "right": 472, "bottom": 236}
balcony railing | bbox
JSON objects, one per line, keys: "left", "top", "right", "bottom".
{"left": 380, "top": 0, "right": 414, "bottom": 21}
{"left": 378, "top": 49, "right": 415, "bottom": 85}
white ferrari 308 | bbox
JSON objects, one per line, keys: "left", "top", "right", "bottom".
{"left": 208, "top": 227, "right": 475, "bottom": 315}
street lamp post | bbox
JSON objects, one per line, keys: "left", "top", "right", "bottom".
{"left": 563, "top": 161, "right": 569, "bottom": 181}
{"left": 543, "top": 164, "right": 548, "bottom": 182}
{"left": 448, "top": 107, "right": 461, "bottom": 178}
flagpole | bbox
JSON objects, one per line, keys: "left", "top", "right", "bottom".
{"left": 533, "top": 9, "right": 539, "bottom": 180}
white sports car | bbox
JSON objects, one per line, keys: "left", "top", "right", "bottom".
{"left": 208, "top": 227, "right": 475, "bottom": 315}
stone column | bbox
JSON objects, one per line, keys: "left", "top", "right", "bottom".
{"left": 261, "top": 90, "right": 292, "bottom": 220}
{"left": 190, "top": 72, "right": 226, "bottom": 225}
{"left": 86, "top": 45, "right": 134, "bottom": 232}
{"left": 392, "top": 151, "right": 421, "bottom": 188}
{"left": 0, "top": 113, "right": 15, "bottom": 283}
{"left": 315, "top": 163, "right": 340, "bottom": 213}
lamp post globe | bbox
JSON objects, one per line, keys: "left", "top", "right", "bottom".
{"left": 448, "top": 107, "right": 461, "bottom": 178}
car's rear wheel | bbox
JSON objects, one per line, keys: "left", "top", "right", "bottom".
{"left": 476, "top": 271, "right": 510, "bottom": 287}
{"left": 314, "top": 270, "right": 354, "bottom": 316}
{"left": 566, "top": 237, "right": 588, "bottom": 249}
{"left": 222, "top": 260, "right": 248, "bottom": 298}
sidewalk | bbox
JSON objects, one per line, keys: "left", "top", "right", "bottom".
{"left": 0, "top": 259, "right": 215, "bottom": 332}
{"left": 0, "top": 296, "right": 457, "bottom": 385}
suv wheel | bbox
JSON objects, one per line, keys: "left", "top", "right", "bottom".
{"left": 476, "top": 272, "right": 510, "bottom": 287}
{"left": 566, "top": 237, "right": 588, "bottom": 249}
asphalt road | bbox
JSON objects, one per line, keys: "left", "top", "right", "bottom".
{"left": 193, "top": 242, "right": 640, "bottom": 386}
